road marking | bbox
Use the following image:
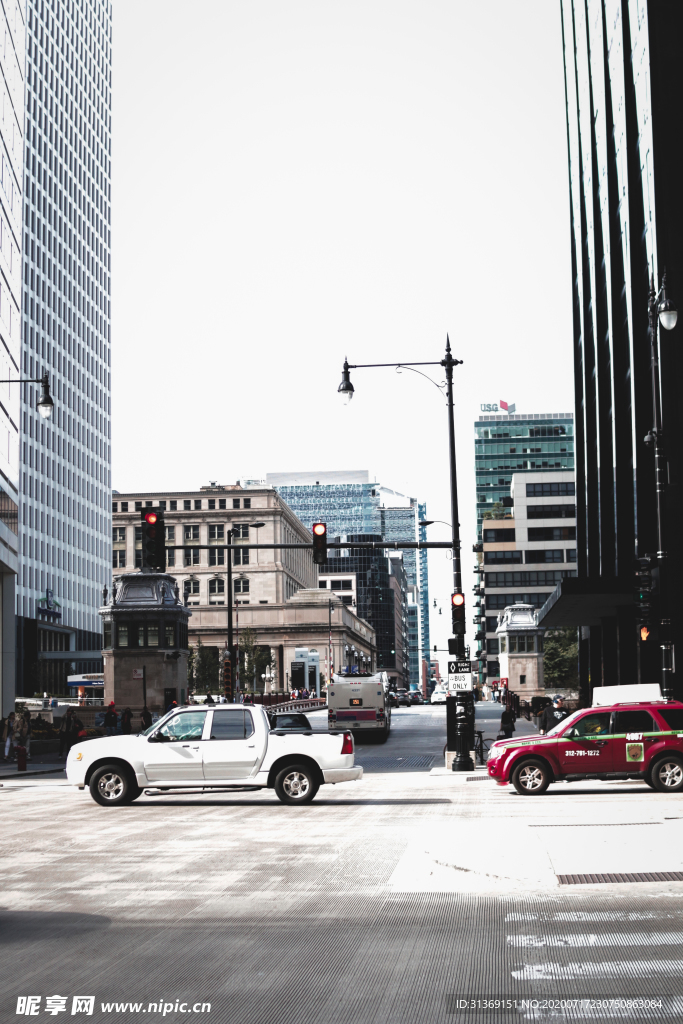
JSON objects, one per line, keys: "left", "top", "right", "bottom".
{"left": 508, "top": 932, "right": 683, "bottom": 948}
{"left": 512, "top": 959, "right": 683, "bottom": 980}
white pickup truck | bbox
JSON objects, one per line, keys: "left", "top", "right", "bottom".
{"left": 66, "top": 704, "right": 362, "bottom": 806}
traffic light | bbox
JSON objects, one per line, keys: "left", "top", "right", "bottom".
{"left": 634, "top": 556, "right": 654, "bottom": 626}
{"left": 140, "top": 509, "right": 166, "bottom": 571}
{"left": 451, "top": 591, "right": 466, "bottom": 634}
{"left": 312, "top": 522, "right": 327, "bottom": 565}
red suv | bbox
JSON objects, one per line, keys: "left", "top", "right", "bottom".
{"left": 487, "top": 701, "right": 683, "bottom": 795}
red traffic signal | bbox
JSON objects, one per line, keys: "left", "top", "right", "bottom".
{"left": 140, "top": 508, "right": 165, "bottom": 571}
{"left": 144, "top": 511, "right": 158, "bottom": 526}
{"left": 451, "top": 591, "right": 466, "bottom": 634}
{"left": 312, "top": 522, "right": 328, "bottom": 565}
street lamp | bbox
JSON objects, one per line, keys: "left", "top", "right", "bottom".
{"left": 248, "top": 522, "right": 265, "bottom": 565}
{"left": 0, "top": 371, "right": 54, "bottom": 420}
{"left": 339, "top": 337, "right": 466, "bottom": 657}
{"left": 646, "top": 271, "right": 678, "bottom": 699}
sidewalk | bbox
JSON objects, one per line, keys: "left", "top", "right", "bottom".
{"left": 0, "top": 751, "right": 66, "bottom": 778}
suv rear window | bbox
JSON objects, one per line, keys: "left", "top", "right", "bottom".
{"left": 613, "top": 709, "right": 659, "bottom": 734}
{"left": 656, "top": 708, "right": 683, "bottom": 731}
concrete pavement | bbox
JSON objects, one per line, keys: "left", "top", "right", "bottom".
{"left": 2, "top": 705, "right": 683, "bottom": 1023}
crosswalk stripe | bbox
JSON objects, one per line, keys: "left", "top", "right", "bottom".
{"left": 512, "top": 960, "right": 683, "bottom": 980}
{"left": 508, "top": 932, "right": 683, "bottom": 948}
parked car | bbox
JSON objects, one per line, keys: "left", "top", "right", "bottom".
{"left": 395, "top": 689, "right": 412, "bottom": 707}
{"left": 430, "top": 688, "right": 448, "bottom": 705}
{"left": 409, "top": 692, "right": 423, "bottom": 705}
{"left": 67, "top": 705, "right": 362, "bottom": 806}
{"left": 487, "top": 699, "right": 683, "bottom": 794}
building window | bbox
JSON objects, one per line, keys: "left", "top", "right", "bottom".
{"left": 117, "top": 624, "right": 129, "bottom": 647}
{"left": 184, "top": 500, "right": 191, "bottom": 510}
{"left": 170, "top": 500, "right": 177, "bottom": 511}
{"left": 184, "top": 580, "right": 200, "bottom": 604}
{"left": 148, "top": 626, "right": 159, "bottom": 647}
{"left": 528, "top": 527, "right": 576, "bottom": 542}
{"left": 486, "top": 616, "right": 498, "bottom": 633}
{"left": 184, "top": 525, "right": 199, "bottom": 543}
{"left": 159, "top": 501, "right": 167, "bottom": 511}
{"left": 234, "top": 578, "right": 250, "bottom": 594}
{"left": 146, "top": 501, "right": 153, "bottom": 508}
{"left": 485, "top": 570, "right": 574, "bottom": 588}
{"left": 244, "top": 498, "right": 251, "bottom": 509}
{"left": 484, "top": 551, "right": 523, "bottom": 564}
{"left": 167, "top": 550, "right": 176, "bottom": 567}
{"left": 566, "top": 549, "right": 577, "bottom": 562}
{"left": 194, "top": 499, "right": 202, "bottom": 510}
{"left": 524, "top": 549, "right": 565, "bottom": 563}
{"left": 165, "top": 526, "right": 176, "bottom": 544}
{"left": 487, "top": 638, "right": 499, "bottom": 655}
{"left": 209, "top": 548, "right": 225, "bottom": 566}
{"left": 112, "top": 501, "right": 118, "bottom": 512}
{"left": 208, "top": 499, "right": 215, "bottom": 509}
{"left": 121, "top": 502, "right": 129, "bottom": 512}
{"left": 330, "top": 579, "right": 353, "bottom": 590}
{"left": 519, "top": 674, "right": 527, "bottom": 685}
{"left": 165, "top": 625, "right": 175, "bottom": 647}
{"left": 184, "top": 548, "right": 200, "bottom": 567}
{"left": 526, "top": 482, "right": 575, "bottom": 497}
{"left": 103, "top": 623, "right": 112, "bottom": 649}
{"left": 135, "top": 501, "right": 142, "bottom": 511}
{"left": 234, "top": 524, "right": 249, "bottom": 539}
{"left": 508, "top": 634, "right": 536, "bottom": 653}
{"left": 219, "top": 499, "right": 227, "bottom": 509}
{"left": 113, "top": 527, "right": 126, "bottom": 544}
{"left": 209, "top": 578, "right": 225, "bottom": 604}
{"left": 234, "top": 548, "right": 249, "bottom": 566}
{"left": 527, "top": 504, "right": 576, "bottom": 519}
{"left": 319, "top": 581, "right": 327, "bottom": 588}
{"left": 113, "top": 550, "right": 126, "bottom": 568}
{"left": 233, "top": 498, "right": 241, "bottom": 509}
{"left": 483, "top": 528, "right": 515, "bottom": 543}
{"left": 209, "top": 524, "right": 224, "bottom": 541}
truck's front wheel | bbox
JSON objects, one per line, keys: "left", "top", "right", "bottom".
{"left": 274, "top": 764, "right": 319, "bottom": 804}
{"left": 89, "top": 764, "right": 137, "bottom": 806}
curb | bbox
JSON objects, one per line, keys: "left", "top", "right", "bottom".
{"left": 0, "top": 767, "right": 66, "bottom": 781}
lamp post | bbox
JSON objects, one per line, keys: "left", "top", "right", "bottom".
{"left": 0, "top": 371, "right": 54, "bottom": 419}
{"left": 339, "top": 337, "right": 465, "bottom": 657}
{"left": 646, "top": 272, "right": 678, "bottom": 699}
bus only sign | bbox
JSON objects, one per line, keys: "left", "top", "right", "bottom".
{"left": 448, "top": 661, "right": 472, "bottom": 691}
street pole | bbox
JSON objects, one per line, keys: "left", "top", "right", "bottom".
{"left": 442, "top": 335, "right": 464, "bottom": 658}
{"left": 226, "top": 528, "right": 235, "bottom": 700}
{"left": 647, "top": 273, "right": 676, "bottom": 699}
{"left": 328, "top": 598, "right": 333, "bottom": 688}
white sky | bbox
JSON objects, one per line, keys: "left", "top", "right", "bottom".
{"left": 111, "top": 0, "right": 573, "bottom": 674}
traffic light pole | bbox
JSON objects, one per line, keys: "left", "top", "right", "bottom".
{"left": 226, "top": 528, "right": 235, "bottom": 699}
{"left": 443, "top": 337, "right": 465, "bottom": 659}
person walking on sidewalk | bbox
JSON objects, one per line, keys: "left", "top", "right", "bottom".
{"left": 120, "top": 707, "right": 133, "bottom": 735}
{"left": 2, "top": 711, "right": 16, "bottom": 761}
{"left": 58, "top": 708, "right": 82, "bottom": 759}
{"left": 104, "top": 702, "right": 118, "bottom": 736}
{"left": 539, "top": 695, "right": 570, "bottom": 735}
{"left": 499, "top": 707, "right": 515, "bottom": 739}
{"left": 140, "top": 705, "right": 152, "bottom": 730}
{"left": 21, "top": 712, "right": 33, "bottom": 760}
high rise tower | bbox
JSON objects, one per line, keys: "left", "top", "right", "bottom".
{"left": 17, "top": 0, "right": 112, "bottom": 695}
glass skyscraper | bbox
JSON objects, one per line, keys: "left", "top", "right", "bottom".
{"left": 475, "top": 412, "right": 575, "bottom": 540}
{"left": 539, "top": 2, "right": 683, "bottom": 698}
{"left": 16, "top": 0, "right": 112, "bottom": 695}
{"left": 0, "top": 0, "right": 24, "bottom": 714}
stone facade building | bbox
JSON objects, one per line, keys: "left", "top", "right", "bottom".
{"left": 496, "top": 603, "right": 545, "bottom": 699}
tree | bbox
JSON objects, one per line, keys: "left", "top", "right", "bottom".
{"left": 482, "top": 501, "right": 510, "bottom": 521}
{"left": 238, "top": 628, "right": 273, "bottom": 692}
{"left": 189, "top": 637, "right": 220, "bottom": 695}
{"left": 543, "top": 628, "right": 579, "bottom": 689}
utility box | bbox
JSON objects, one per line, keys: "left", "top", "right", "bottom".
{"left": 100, "top": 572, "right": 191, "bottom": 711}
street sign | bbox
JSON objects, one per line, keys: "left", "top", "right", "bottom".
{"left": 448, "top": 661, "right": 473, "bottom": 691}
{"left": 132, "top": 669, "right": 144, "bottom": 679}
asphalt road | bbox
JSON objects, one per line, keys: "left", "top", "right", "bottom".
{"left": 3, "top": 705, "right": 683, "bottom": 1024}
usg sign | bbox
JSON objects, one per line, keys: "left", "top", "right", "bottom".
{"left": 480, "top": 400, "right": 516, "bottom": 414}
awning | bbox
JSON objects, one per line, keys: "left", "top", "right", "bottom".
{"left": 537, "top": 577, "right": 633, "bottom": 627}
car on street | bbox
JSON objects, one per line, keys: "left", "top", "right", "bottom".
{"left": 430, "top": 687, "right": 447, "bottom": 704}
{"left": 395, "top": 689, "right": 412, "bottom": 707}
{"left": 487, "top": 699, "right": 683, "bottom": 794}
{"left": 386, "top": 691, "right": 399, "bottom": 708}
{"left": 408, "top": 692, "right": 423, "bottom": 705}
{"left": 67, "top": 704, "right": 362, "bottom": 806}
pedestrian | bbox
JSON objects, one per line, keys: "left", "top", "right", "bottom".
{"left": 140, "top": 705, "right": 152, "bottom": 730}
{"left": 22, "top": 712, "right": 33, "bottom": 760}
{"left": 2, "top": 711, "right": 16, "bottom": 761}
{"left": 58, "top": 708, "right": 82, "bottom": 759}
{"left": 482, "top": 682, "right": 489, "bottom": 701}
{"left": 499, "top": 707, "right": 515, "bottom": 739}
{"left": 539, "top": 695, "right": 571, "bottom": 735}
{"left": 104, "top": 702, "right": 118, "bottom": 736}
{"left": 120, "top": 707, "right": 133, "bottom": 735}
{"left": 491, "top": 684, "right": 498, "bottom": 703}
{"left": 206, "top": 692, "right": 215, "bottom": 705}
{"left": 167, "top": 700, "right": 178, "bottom": 714}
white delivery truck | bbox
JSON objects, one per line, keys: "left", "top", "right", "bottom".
{"left": 327, "top": 673, "right": 391, "bottom": 742}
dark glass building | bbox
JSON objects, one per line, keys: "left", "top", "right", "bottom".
{"left": 540, "top": 1, "right": 683, "bottom": 698}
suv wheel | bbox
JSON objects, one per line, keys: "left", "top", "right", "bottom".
{"left": 274, "top": 764, "right": 319, "bottom": 805}
{"left": 89, "top": 764, "right": 137, "bottom": 807}
{"left": 511, "top": 759, "right": 550, "bottom": 795}
{"left": 650, "top": 756, "right": 683, "bottom": 792}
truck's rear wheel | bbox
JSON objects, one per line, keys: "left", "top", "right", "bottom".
{"left": 274, "top": 764, "right": 319, "bottom": 804}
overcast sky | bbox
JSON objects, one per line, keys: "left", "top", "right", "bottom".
{"left": 111, "top": 0, "right": 572, "bottom": 671}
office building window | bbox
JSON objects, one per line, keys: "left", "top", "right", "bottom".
{"left": 485, "top": 616, "right": 498, "bottom": 633}
{"left": 209, "top": 578, "right": 225, "bottom": 604}
{"left": 527, "top": 504, "right": 576, "bottom": 519}
{"left": 167, "top": 550, "right": 176, "bottom": 567}
{"left": 121, "top": 502, "right": 129, "bottom": 512}
{"left": 528, "top": 527, "right": 576, "bottom": 542}
{"left": 165, "top": 625, "right": 175, "bottom": 648}
{"left": 524, "top": 549, "right": 565, "bottom": 564}
{"left": 208, "top": 499, "right": 216, "bottom": 509}
{"left": 234, "top": 548, "right": 249, "bottom": 566}
{"left": 113, "top": 550, "right": 126, "bottom": 568}
{"left": 483, "top": 528, "right": 515, "bottom": 543}
{"left": 485, "top": 570, "right": 575, "bottom": 588}
{"left": 184, "top": 500, "right": 192, "bottom": 510}
{"left": 194, "top": 500, "right": 202, "bottom": 510}
{"left": 113, "top": 528, "right": 126, "bottom": 544}
{"left": 484, "top": 551, "right": 523, "bottom": 564}
{"left": 165, "top": 526, "right": 176, "bottom": 544}
{"left": 234, "top": 578, "right": 250, "bottom": 594}
{"left": 209, "top": 525, "right": 224, "bottom": 541}
{"left": 219, "top": 499, "right": 227, "bottom": 509}
{"left": 135, "top": 550, "right": 142, "bottom": 569}
{"left": 184, "top": 580, "right": 200, "bottom": 604}
{"left": 486, "top": 638, "right": 499, "bottom": 655}
{"left": 159, "top": 501, "right": 167, "bottom": 511}
{"left": 233, "top": 499, "right": 241, "bottom": 509}
{"left": 184, "top": 526, "right": 200, "bottom": 543}
{"left": 319, "top": 581, "right": 327, "bottom": 588}
{"left": 526, "top": 483, "right": 575, "bottom": 497}
{"left": 566, "top": 549, "right": 577, "bottom": 562}
{"left": 135, "top": 502, "right": 142, "bottom": 511}
{"left": 244, "top": 498, "right": 251, "bottom": 509}
{"left": 117, "top": 626, "right": 129, "bottom": 648}
{"left": 170, "top": 501, "right": 178, "bottom": 511}
{"left": 209, "top": 548, "right": 225, "bottom": 566}
{"left": 184, "top": 549, "right": 200, "bottom": 567}
{"left": 112, "top": 502, "right": 118, "bottom": 513}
